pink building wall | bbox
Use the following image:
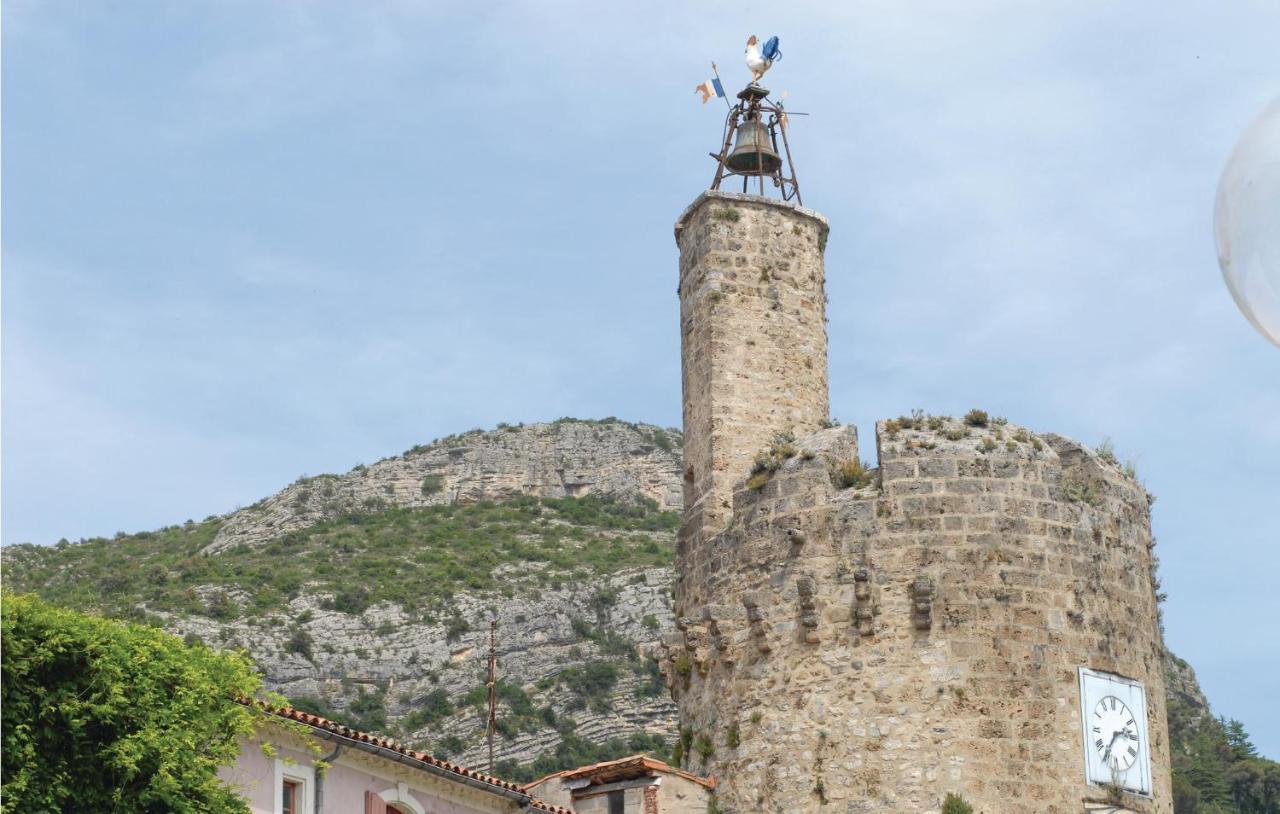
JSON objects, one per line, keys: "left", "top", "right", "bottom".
{"left": 220, "top": 721, "right": 537, "bottom": 814}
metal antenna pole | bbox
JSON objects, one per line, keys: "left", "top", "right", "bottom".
{"left": 486, "top": 619, "right": 497, "bottom": 774}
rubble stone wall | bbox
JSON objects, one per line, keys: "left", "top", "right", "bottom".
{"left": 675, "top": 191, "right": 830, "bottom": 570}
{"left": 662, "top": 419, "right": 1172, "bottom": 814}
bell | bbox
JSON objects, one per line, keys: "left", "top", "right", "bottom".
{"left": 726, "top": 119, "right": 782, "bottom": 175}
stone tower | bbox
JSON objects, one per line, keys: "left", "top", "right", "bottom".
{"left": 665, "top": 188, "right": 1173, "bottom": 812}
{"left": 675, "top": 190, "right": 830, "bottom": 577}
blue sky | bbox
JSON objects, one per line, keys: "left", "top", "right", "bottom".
{"left": 4, "top": 1, "right": 1277, "bottom": 755}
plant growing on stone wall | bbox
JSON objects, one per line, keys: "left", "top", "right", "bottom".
{"left": 1062, "top": 472, "right": 1103, "bottom": 507}
{"left": 1101, "top": 781, "right": 1126, "bottom": 806}
{"left": 941, "top": 793, "right": 973, "bottom": 814}
{"left": 835, "top": 460, "right": 874, "bottom": 489}
{"left": 977, "top": 437, "right": 998, "bottom": 453}
{"left": 726, "top": 722, "right": 741, "bottom": 749}
{"left": 963, "top": 409, "right": 989, "bottom": 427}
{"left": 712, "top": 207, "right": 741, "bottom": 222}
{"left": 673, "top": 653, "right": 693, "bottom": 677}
{"left": 748, "top": 431, "right": 798, "bottom": 490}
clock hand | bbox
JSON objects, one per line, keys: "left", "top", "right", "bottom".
{"left": 1104, "top": 730, "right": 1123, "bottom": 761}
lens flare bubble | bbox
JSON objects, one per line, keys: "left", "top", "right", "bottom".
{"left": 1215, "top": 98, "right": 1280, "bottom": 348}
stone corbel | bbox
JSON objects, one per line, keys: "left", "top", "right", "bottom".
{"left": 796, "top": 575, "right": 820, "bottom": 643}
{"left": 854, "top": 567, "right": 876, "bottom": 638}
{"left": 742, "top": 593, "right": 772, "bottom": 653}
{"left": 912, "top": 575, "right": 936, "bottom": 631}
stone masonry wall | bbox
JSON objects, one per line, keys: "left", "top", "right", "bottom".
{"left": 675, "top": 191, "right": 830, "bottom": 577}
{"left": 661, "top": 417, "right": 1172, "bottom": 814}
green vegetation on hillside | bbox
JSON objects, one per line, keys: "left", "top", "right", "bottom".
{"left": 496, "top": 729, "right": 670, "bottom": 784}
{"left": 1, "top": 495, "right": 678, "bottom": 623}
{"left": 0, "top": 593, "right": 262, "bottom": 813}
{"left": 1168, "top": 663, "right": 1280, "bottom": 814}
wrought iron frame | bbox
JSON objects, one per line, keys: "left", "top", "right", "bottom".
{"left": 709, "top": 85, "right": 804, "bottom": 205}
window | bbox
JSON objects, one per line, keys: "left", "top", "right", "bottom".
{"left": 608, "top": 789, "right": 625, "bottom": 814}
{"left": 273, "top": 758, "right": 314, "bottom": 814}
{"left": 282, "top": 780, "right": 300, "bottom": 814}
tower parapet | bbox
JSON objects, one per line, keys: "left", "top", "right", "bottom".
{"left": 661, "top": 416, "right": 1173, "bottom": 813}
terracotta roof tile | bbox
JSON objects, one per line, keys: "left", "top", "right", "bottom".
{"left": 239, "top": 699, "right": 573, "bottom": 814}
{"left": 524, "top": 752, "right": 716, "bottom": 791}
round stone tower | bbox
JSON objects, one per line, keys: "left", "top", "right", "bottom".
{"left": 666, "top": 192, "right": 1173, "bottom": 813}
{"left": 675, "top": 190, "right": 830, "bottom": 582}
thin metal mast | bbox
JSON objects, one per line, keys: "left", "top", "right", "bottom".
{"left": 486, "top": 619, "right": 497, "bottom": 774}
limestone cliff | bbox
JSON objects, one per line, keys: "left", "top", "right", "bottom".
{"left": 206, "top": 419, "right": 683, "bottom": 554}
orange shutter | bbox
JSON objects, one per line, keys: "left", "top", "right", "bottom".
{"left": 365, "top": 790, "right": 388, "bottom": 814}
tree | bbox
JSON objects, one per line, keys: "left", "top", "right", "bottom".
{"left": 1223, "top": 718, "right": 1260, "bottom": 762}
{"left": 1, "top": 593, "right": 262, "bottom": 813}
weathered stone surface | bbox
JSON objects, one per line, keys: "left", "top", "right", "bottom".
{"left": 673, "top": 191, "right": 1172, "bottom": 813}
{"left": 206, "top": 420, "right": 682, "bottom": 554}
{"left": 675, "top": 191, "right": 830, "bottom": 560}
{"left": 670, "top": 416, "right": 1174, "bottom": 814}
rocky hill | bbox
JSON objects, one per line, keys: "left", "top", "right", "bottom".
{"left": 207, "top": 418, "right": 683, "bottom": 554}
{"left": 3, "top": 419, "right": 684, "bottom": 779}
{"left": 3, "top": 417, "right": 1274, "bottom": 800}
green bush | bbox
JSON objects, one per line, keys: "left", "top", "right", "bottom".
{"left": 421, "top": 475, "right": 444, "bottom": 496}
{"left": 651, "top": 429, "right": 674, "bottom": 452}
{"left": 497, "top": 730, "right": 668, "bottom": 783}
{"left": 1, "top": 593, "right": 260, "bottom": 812}
{"left": 942, "top": 793, "right": 973, "bottom": 814}
{"left": 402, "top": 688, "right": 453, "bottom": 731}
{"left": 285, "top": 626, "right": 314, "bottom": 660}
{"left": 558, "top": 661, "right": 619, "bottom": 713}
{"left": 963, "top": 409, "right": 989, "bottom": 427}
{"left": 348, "top": 688, "right": 387, "bottom": 733}
{"left": 836, "top": 460, "right": 874, "bottom": 489}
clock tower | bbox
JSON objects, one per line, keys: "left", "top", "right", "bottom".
{"left": 663, "top": 78, "right": 1173, "bottom": 813}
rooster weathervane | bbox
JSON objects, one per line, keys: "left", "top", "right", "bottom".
{"left": 745, "top": 34, "right": 782, "bottom": 84}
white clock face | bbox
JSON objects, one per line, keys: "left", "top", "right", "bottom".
{"left": 1090, "top": 695, "right": 1141, "bottom": 772}
{"left": 1079, "top": 667, "right": 1152, "bottom": 796}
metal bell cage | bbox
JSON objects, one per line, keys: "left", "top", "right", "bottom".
{"left": 709, "top": 85, "right": 804, "bottom": 205}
